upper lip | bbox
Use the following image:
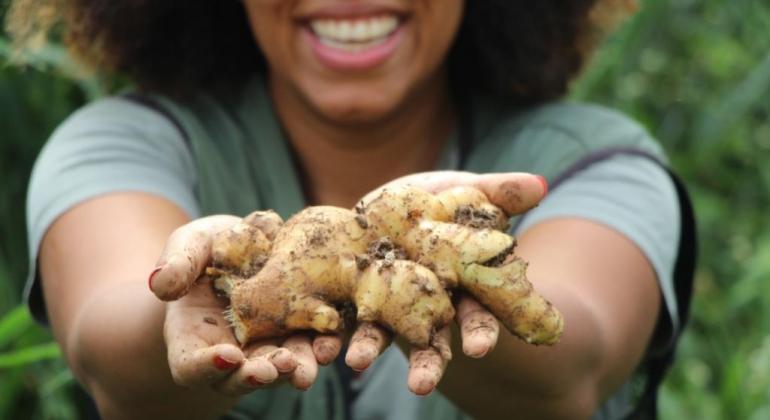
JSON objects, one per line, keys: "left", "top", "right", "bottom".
{"left": 293, "top": 2, "right": 408, "bottom": 22}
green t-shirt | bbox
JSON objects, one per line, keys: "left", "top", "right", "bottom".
{"left": 25, "top": 76, "right": 681, "bottom": 419}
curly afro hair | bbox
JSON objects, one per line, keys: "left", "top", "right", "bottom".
{"left": 7, "top": 0, "right": 636, "bottom": 104}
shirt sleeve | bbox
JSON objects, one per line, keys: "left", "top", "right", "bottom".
{"left": 24, "top": 97, "right": 200, "bottom": 323}
{"left": 514, "top": 154, "right": 681, "bottom": 352}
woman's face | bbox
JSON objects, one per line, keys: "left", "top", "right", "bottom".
{"left": 243, "top": 0, "right": 464, "bottom": 123}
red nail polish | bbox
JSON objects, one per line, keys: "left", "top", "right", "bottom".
{"left": 148, "top": 267, "right": 162, "bottom": 291}
{"left": 213, "top": 355, "right": 238, "bottom": 370}
{"left": 535, "top": 175, "right": 549, "bottom": 198}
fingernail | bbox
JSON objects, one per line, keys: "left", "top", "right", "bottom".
{"left": 467, "top": 348, "right": 489, "bottom": 359}
{"left": 535, "top": 175, "right": 549, "bottom": 198}
{"left": 296, "top": 382, "right": 313, "bottom": 391}
{"left": 247, "top": 376, "right": 268, "bottom": 387}
{"left": 213, "top": 355, "right": 239, "bottom": 370}
{"left": 148, "top": 266, "right": 163, "bottom": 291}
{"left": 416, "top": 384, "right": 435, "bottom": 397}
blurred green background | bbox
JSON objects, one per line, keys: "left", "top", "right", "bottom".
{"left": 1, "top": 0, "right": 769, "bottom": 418}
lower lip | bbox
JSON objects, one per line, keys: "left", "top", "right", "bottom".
{"left": 305, "top": 25, "right": 404, "bottom": 72}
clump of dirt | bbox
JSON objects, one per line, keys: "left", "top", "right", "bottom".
{"left": 454, "top": 205, "right": 504, "bottom": 230}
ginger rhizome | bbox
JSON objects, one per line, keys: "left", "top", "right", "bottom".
{"left": 207, "top": 185, "right": 564, "bottom": 349}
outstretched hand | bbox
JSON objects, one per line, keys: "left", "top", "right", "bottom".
{"left": 352, "top": 171, "right": 548, "bottom": 395}
{"left": 149, "top": 216, "right": 342, "bottom": 395}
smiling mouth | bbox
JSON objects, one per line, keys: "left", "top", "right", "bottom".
{"left": 309, "top": 15, "right": 401, "bottom": 53}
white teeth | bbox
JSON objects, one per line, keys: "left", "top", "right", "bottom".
{"left": 319, "top": 36, "right": 388, "bottom": 52}
{"left": 310, "top": 16, "right": 399, "bottom": 44}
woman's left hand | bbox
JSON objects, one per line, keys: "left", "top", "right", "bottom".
{"left": 345, "top": 171, "right": 548, "bottom": 395}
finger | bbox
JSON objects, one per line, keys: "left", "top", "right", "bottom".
{"left": 381, "top": 171, "right": 471, "bottom": 194}
{"left": 456, "top": 295, "right": 500, "bottom": 358}
{"left": 262, "top": 346, "right": 298, "bottom": 374}
{"left": 245, "top": 339, "right": 298, "bottom": 374}
{"left": 364, "top": 171, "right": 547, "bottom": 216}
{"left": 404, "top": 172, "right": 547, "bottom": 215}
{"left": 313, "top": 333, "right": 343, "bottom": 366}
{"left": 149, "top": 215, "right": 241, "bottom": 301}
{"left": 467, "top": 173, "right": 548, "bottom": 215}
{"left": 407, "top": 326, "right": 452, "bottom": 396}
{"left": 215, "top": 347, "right": 293, "bottom": 395}
{"left": 166, "top": 341, "right": 245, "bottom": 388}
{"left": 215, "top": 356, "right": 278, "bottom": 395}
{"left": 284, "top": 335, "right": 319, "bottom": 390}
{"left": 345, "top": 322, "right": 392, "bottom": 372}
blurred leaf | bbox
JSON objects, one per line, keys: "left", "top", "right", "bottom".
{"left": 0, "top": 343, "right": 61, "bottom": 369}
{"left": 0, "top": 306, "right": 33, "bottom": 349}
{"left": 40, "top": 369, "right": 74, "bottom": 397}
{"left": 0, "top": 369, "right": 25, "bottom": 418}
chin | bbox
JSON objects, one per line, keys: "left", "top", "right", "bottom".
{"left": 310, "top": 88, "right": 403, "bottom": 124}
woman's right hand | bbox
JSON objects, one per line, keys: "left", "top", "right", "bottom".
{"left": 149, "top": 215, "right": 343, "bottom": 395}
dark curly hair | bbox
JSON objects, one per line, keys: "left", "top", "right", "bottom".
{"left": 6, "top": 0, "right": 636, "bottom": 103}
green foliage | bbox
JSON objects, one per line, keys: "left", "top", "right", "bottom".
{"left": 0, "top": 0, "right": 768, "bottom": 418}
{"left": 0, "top": 6, "right": 93, "bottom": 418}
{"left": 574, "top": 0, "right": 770, "bottom": 418}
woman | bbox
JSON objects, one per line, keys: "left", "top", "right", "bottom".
{"left": 13, "top": 0, "right": 693, "bottom": 419}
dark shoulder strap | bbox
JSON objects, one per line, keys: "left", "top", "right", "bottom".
{"left": 628, "top": 161, "right": 696, "bottom": 420}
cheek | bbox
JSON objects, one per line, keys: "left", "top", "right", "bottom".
{"left": 243, "top": 1, "right": 294, "bottom": 67}
{"left": 418, "top": 0, "right": 464, "bottom": 63}
{"left": 391, "top": 0, "right": 463, "bottom": 96}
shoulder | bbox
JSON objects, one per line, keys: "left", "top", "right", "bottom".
{"left": 514, "top": 102, "right": 649, "bottom": 136}
{"left": 481, "top": 99, "right": 661, "bottom": 153}
{"left": 467, "top": 100, "right": 667, "bottom": 178}
{"left": 28, "top": 95, "right": 199, "bottom": 242}
{"left": 29, "top": 95, "right": 197, "bottom": 210}
{"left": 52, "top": 96, "right": 182, "bottom": 135}
{"left": 36, "top": 96, "right": 192, "bottom": 165}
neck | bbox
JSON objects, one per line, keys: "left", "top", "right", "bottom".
{"left": 269, "top": 73, "right": 456, "bottom": 208}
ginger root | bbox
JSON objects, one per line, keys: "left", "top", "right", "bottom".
{"left": 207, "top": 185, "right": 564, "bottom": 349}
